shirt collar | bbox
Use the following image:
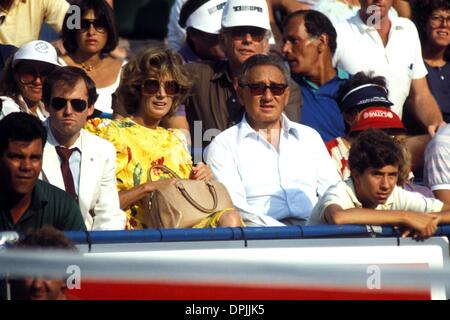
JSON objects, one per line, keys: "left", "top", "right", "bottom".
{"left": 299, "top": 68, "right": 350, "bottom": 91}
{"left": 239, "top": 113, "right": 300, "bottom": 140}
{"left": 211, "top": 60, "right": 233, "bottom": 83}
{"left": 353, "top": 11, "right": 404, "bottom": 33}
{"left": 46, "top": 119, "right": 82, "bottom": 150}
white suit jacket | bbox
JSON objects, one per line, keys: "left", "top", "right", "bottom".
{"left": 40, "top": 122, "right": 126, "bottom": 230}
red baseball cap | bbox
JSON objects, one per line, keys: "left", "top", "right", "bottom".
{"left": 350, "top": 107, "right": 405, "bottom": 134}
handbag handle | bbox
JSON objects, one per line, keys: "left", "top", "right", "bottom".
{"left": 176, "top": 180, "right": 218, "bottom": 213}
{"left": 148, "top": 164, "right": 181, "bottom": 182}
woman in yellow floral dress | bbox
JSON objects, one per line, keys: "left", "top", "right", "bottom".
{"left": 86, "top": 47, "right": 242, "bottom": 229}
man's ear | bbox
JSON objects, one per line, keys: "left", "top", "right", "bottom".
{"left": 87, "top": 105, "right": 95, "bottom": 117}
{"left": 283, "top": 87, "right": 291, "bottom": 109}
{"left": 218, "top": 32, "right": 228, "bottom": 54}
{"left": 317, "top": 33, "right": 328, "bottom": 54}
{"left": 236, "top": 85, "right": 245, "bottom": 106}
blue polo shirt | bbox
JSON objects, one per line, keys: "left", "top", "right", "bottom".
{"left": 294, "top": 69, "right": 350, "bottom": 142}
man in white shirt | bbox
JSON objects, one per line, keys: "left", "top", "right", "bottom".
{"left": 206, "top": 54, "right": 340, "bottom": 227}
{"left": 40, "top": 66, "right": 125, "bottom": 230}
{"left": 333, "top": 0, "right": 445, "bottom": 136}
{"left": 307, "top": 129, "right": 450, "bottom": 239}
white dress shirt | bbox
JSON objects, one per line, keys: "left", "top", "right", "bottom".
{"left": 46, "top": 126, "right": 82, "bottom": 197}
{"left": 333, "top": 14, "right": 427, "bottom": 118}
{"left": 206, "top": 114, "right": 340, "bottom": 226}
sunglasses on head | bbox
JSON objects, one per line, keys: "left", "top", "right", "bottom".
{"left": 140, "top": 79, "right": 180, "bottom": 96}
{"left": 79, "top": 19, "right": 107, "bottom": 33}
{"left": 240, "top": 82, "right": 288, "bottom": 96}
{"left": 51, "top": 97, "right": 88, "bottom": 112}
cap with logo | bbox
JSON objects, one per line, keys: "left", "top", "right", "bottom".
{"left": 181, "top": 0, "right": 227, "bottom": 34}
{"left": 350, "top": 107, "right": 405, "bottom": 134}
{"left": 221, "top": 0, "right": 271, "bottom": 30}
{"left": 13, "top": 40, "right": 59, "bottom": 67}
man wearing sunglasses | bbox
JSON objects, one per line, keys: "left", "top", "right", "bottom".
{"left": 177, "top": 0, "right": 302, "bottom": 154}
{"left": 206, "top": 54, "right": 339, "bottom": 227}
{"left": 40, "top": 66, "right": 125, "bottom": 231}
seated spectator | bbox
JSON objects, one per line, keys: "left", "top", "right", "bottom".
{"left": 424, "top": 124, "right": 450, "bottom": 204}
{"left": 59, "top": 0, "right": 126, "bottom": 117}
{"left": 412, "top": 0, "right": 450, "bottom": 122}
{"left": 177, "top": 0, "right": 226, "bottom": 63}
{"left": 327, "top": 72, "right": 430, "bottom": 179}
{"left": 86, "top": 47, "right": 242, "bottom": 229}
{"left": 0, "top": 113, "right": 86, "bottom": 232}
{"left": 282, "top": 9, "right": 349, "bottom": 142}
{"left": 156, "top": 0, "right": 302, "bottom": 152}
{"left": 333, "top": 0, "right": 444, "bottom": 137}
{"left": 9, "top": 226, "right": 77, "bottom": 300}
{"left": 40, "top": 66, "right": 125, "bottom": 230}
{"left": 307, "top": 129, "right": 450, "bottom": 239}
{"left": 206, "top": 54, "right": 340, "bottom": 227}
{"left": 0, "top": 40, "right": 60, "bottom": 120}
{"left": 0, "top": 0, "right": 69, "bottom": 47}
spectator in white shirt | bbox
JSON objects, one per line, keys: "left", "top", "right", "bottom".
{"left": 206, "top": 54, "right": 340, "bottom": 227}
{"left": 308, "top": 129, "right": 450, "bottom": 239}
{"left": 333, "top": 0, "right": 445, "bottom": 137}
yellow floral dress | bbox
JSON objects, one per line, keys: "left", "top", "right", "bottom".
{"left": 86, "top": 118, "right": 229, "bottom": 229}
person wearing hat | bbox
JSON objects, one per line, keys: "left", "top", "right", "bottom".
{"left": 282, "top": 9, "right": 350, "bottom": 142}
{"left": 178, "top": 0, "right": 226, "bottom": 63}
{"left": 307, "top": 129, "right": 450, "bottom": 241}
{"left": 167, "top": 0, "right": 302, "bottom": 154}
{"left": 327, "top": 72, "right": 430, "bottom": 181}
{"left": 333, "top": 0, "right": 445, "bottom": 137}
{"left": 0, "top": 40, "right": 60, "bottom": 121}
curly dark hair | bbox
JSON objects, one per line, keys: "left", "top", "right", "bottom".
{"left": 282, "top": 9, "right": 337, "bottom": 54}
{"left": 116, "top": 47, "right": 192, "bottom": 117}
{"left": 14, "top": 226, "right": 76, "bottom": 251}
{"left": 412, "top": 0, "right": 450, "bottom": 61}
{"left": 349, "top": 129, "right": 406, "bottom": 178}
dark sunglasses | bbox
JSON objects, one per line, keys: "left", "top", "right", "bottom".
{"left": 80, "top": 19, "right": 107, "bottom": 33}
{"left": 140, "top": 79, "right": 180, "bottom": 96}
{"left": 51, "top": 97, "right": 88, "bottom": 112}
{"left": 240, "top": 82, "right": 288, "bottom": 96}
{"left": 227, "top": 26, "right": 267, "bottom": 42}
{"left": 16, "top": 68, "right": 54, "bottom": 85}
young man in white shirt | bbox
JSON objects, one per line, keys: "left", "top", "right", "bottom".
{"left": 307, "top": 129, "right": 450, "bottom": 239}
{"left": 206, "top": 54, "right": 340, "bottom": 227}
{"left": 40, "top": 66, "right": 125, "bottom": 230}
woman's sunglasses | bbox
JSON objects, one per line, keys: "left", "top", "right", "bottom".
{"left": 79, "top": 19, "right": 107, "bottom": 33}
{"left": 16, "top": 67, "right": 54, "bottom": 85}
{"left": 51, "top": 97, "right": 88, "bottom": 112}
{"left": 140, "top": 79, "right": 180, "bottom": 96}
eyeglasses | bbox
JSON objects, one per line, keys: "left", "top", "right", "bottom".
{"left": 239, "top": 82, "right": 288, "bottom": 96}
{"left": 430, "top": 15, "right": 450, "bottom": 27}
{"left": 51, "top": 97, "right": 88, "bottom": 112}
{"left": 79, "top": 19, "right": 107, "bottom": 33}
{"left": 16, "top": 67, "right": 54, "bottom": 85}
{"left": 226, "top": 26, "right": 267, "bottom": 42}
{"left": 140, "top": 79, "right": 180, "bottom": 96}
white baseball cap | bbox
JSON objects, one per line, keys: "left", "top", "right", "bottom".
{"left": 221, "top": 0, "right": 271, "bottom": 30}
{"left": 13, "top": 40, "right": 59, "bottom": 67}
{"left": 185, "top": 0, "right": 227, "bottom": 34}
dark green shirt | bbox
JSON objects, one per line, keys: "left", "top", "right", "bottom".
{"left": 0, "top": 180, "right": 86, "bottom": 233}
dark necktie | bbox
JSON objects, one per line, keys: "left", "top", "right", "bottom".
{"left": 55, "top": 146, "right": 78, "bottom": 201}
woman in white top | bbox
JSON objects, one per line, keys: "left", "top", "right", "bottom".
{"left": 0, "top": 40, "right": 59, "bottom": 120}
{"left": 58, "top": 0, "right": 126, "bottom": 116}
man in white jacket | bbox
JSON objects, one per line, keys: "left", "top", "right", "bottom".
{"left": 39, "top": 66, "right": 125, "bottom": 230}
